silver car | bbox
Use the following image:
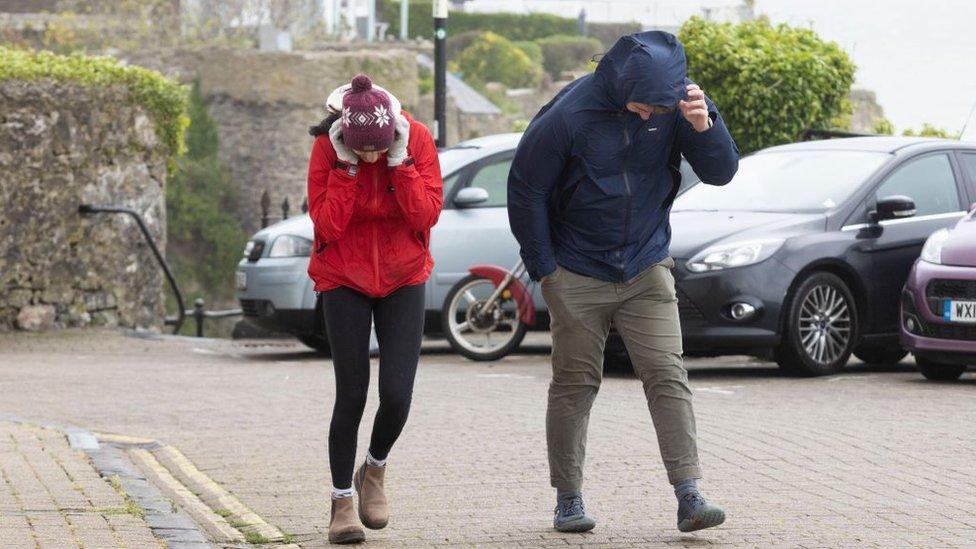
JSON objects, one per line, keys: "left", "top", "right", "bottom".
{"left": 236, "top": 132, "right": 700, "bottom": 351}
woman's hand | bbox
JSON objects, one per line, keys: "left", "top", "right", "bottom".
{"left": 329, "top": 119, "right": 359, "bottom": 165}
{"left": 387, "top": 114, "right": 410, "bottom": 167}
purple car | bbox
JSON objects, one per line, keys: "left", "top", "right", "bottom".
{"left": 901, "top": 205, "right": 976, "bottom": 380}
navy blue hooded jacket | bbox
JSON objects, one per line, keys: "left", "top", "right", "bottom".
{"left": 507, "top": 31, "right": 739, "bottom": 283}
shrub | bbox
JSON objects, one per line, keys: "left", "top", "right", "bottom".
{"left": 452, "top": 32, "right": 542, "bottom": 89}
{"left": 586, "top": 21, "right": 642, "bottom": 49}
{"left": 447, "top": 30, "right": 485, "bottom": 60}
{"left": 513, "top": 40, "right": 543, "bottom": 65}
{"left": 382, "top": 0, "right": 576, "bottom": 41}
{"left": 0, "top": 46, "right": 187, "bottom": 165}
{"left": 166, "top": 81, "right": 247, "bottom": 306}
{"left": 872, "top": 118, "right": 894, "bottom": 135}
{"left": 678, "top": 16, "right": 855, "bottom": 153}
{"left": 902, "top": 123, "right": 956, "bottom": 139}
{"left": 536, "top": 34, "right": 603, "bottom": 78}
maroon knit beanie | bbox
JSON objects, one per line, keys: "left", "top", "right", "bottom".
{"left": 340, "top": 74, "right": 395, "bottom": 152}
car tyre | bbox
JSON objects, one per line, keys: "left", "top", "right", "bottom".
{"left": 853, "top": 346, "right": 908, "bottom": 365}
{"left": 298, "top": 334, "right": 332, "bottom": 355}
{"left": 775, "top": 272, "right": 859, "bottom": 376}
{"left": 916, "top": 357, "right": 966, "bottom": 381}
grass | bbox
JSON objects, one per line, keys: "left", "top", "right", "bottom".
{"left": 244, "top": 530, "right": 271, "bottom": 544}
{"left": 103, "top": 475, "right": 146, "bottom": 519}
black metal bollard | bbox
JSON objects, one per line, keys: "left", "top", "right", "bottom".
{"left": 261, "top": 190, "right": 271, "bottom": 228}
{"left": 194, "top": 298, "right": 205, "bottom": 337}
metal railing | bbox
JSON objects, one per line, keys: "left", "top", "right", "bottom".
{"left": 260, "top": 189, "right": 308, "bottom": 228}
{"left": 78, "top": 204, "right": 241, "bottom": 336}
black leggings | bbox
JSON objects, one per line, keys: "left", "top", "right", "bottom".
{"left": 322, "top": 283, "right": 426, "bottom": 489}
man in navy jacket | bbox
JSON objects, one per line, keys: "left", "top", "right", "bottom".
{"left": 508, "top": 31, "right": 738, "bottom": 533}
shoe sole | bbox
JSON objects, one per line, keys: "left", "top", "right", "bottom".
{"left": 678, "top": 507, "right": 726, "bottom": 532}
{"left": 328, "top": 530, "right": 366, "bottom": 544}
{"left": 353, "top": 465, "right": 389, "bottom": 530}
{"left": 554, "top": 516, "right": 597, "bottom": 533}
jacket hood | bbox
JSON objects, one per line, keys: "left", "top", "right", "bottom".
{"left": 594, "top": 31, "right": 689, "bottom": 110}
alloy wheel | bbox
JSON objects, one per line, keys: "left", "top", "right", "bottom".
{"left": 798, "top": 284, "right": 852, "bottom": 365}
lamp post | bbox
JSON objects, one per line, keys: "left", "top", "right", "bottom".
{"left": 433, "top": 0, "right": 448, "bottom": 147}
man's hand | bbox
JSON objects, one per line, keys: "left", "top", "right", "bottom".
{"left": 678, "top": 84, "right": 713, "bottom": 133}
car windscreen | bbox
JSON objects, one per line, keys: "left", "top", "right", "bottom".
{"left": 673, "top": 150, "right": 890, "bottom": 213}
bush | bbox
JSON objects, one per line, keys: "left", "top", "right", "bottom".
{"left": 514, "top": 40, "right": 543, "bottom": 65}
{"left": 382, "top": 0, "right": 576, "bottom": 41}
{"left": 678, "top": 17, "right": 855, "bottom": 153}
{"left": 585, "top": 21, "right": 642, "bottom": 49}
{"left": 873, "top": 117, "right": 894, "bottom": 135}
{"left": 0, "top": 46, "right": 187, "bottom": 165}
{"left": 166, "top": 81, "right": 247, "bottom": 306}
{"left": 452, "top": 32, "right": 542, "bottom": 89}
{"left": 537, "top": 34, "right": 603, "bottom": 78}
{"left": 902, "top": 123, "right": 956, "bottom": 139}
{"left": 447, "top": 30, "right": 485, "bottom": 60}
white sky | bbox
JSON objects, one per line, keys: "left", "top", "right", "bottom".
{"left": 463, "top": 0, "right": 976, "bottom": 134}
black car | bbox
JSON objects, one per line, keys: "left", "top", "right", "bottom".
{"left": 662, "top": 137, "right": 976, "bottom": 375}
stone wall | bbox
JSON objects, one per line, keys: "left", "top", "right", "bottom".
{"left": 0, "top": 80, "right": 169, "bottom": 331}
{"left": 121, "top": 47, "right": 418, "bottom": 233}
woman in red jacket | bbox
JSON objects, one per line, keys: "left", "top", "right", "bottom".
{"left": 306, "top": 74, "right": 443, "bottom": 544}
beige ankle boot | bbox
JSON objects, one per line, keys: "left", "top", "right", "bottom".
{"left": 328, "top": 496, "right": 365, "bottom": 544}
{"left": 354, "top": 462, "right": 389, "bottom": 529}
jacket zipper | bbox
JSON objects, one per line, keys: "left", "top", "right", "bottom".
{"left": 620, "top": 117, "right": 632, "bottom": 273}
{"left": 371, "top": 167, "right": 380, "bottom": 292}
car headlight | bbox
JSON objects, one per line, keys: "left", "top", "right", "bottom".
{"left": 920, "top": 228, "right": 950, "bottom": 265}
{"left": 268, "top": 235, "right": 312, "bottom": 258}
{"left": 687, "top": 238, "right": 785, "bottom": 273}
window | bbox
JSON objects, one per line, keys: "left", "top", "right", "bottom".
{"left": 960, "top": 154, "right": 976, "bottom": 198}
{"left": 466, "top": 157, "right": 513, "bottom": 208}
{"left": 442, "top": 171, "right": 461, "bottom": 198}
{"left": 874, "top": 154, "right": 960, "bottom": 217}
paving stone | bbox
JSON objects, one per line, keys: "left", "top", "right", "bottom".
{"left": 2, "top": 330, "right": 976, "bottom": 547}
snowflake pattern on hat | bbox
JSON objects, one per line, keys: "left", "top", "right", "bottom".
{"left": 342, "top": 105, "right": 391, "bottom": 128}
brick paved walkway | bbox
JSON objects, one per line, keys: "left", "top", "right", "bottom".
{"left": 0, "top": 330, "right": 974, "bottom": 548}
{"left": 0, "top": 421, "right": 161, "bottom": 548}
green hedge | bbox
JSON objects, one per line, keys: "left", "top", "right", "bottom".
{"left": 381, "top": 0, "right": 577, "bottom": 41}
{"left": 679, "top": 17, "right": 855, "bottom": 153}
{"left": 166, "top": 81, "right": 247, "bottom": 306}
{"left": 513, "top": 40, "right": 543, "bottom": 66}
{"left": 0, "top": 46, "right": 188, "bottom": 163}
{"left": 452, "top": 31, "right": 542, "bottom": 89}
{"left": 537, "top": 34, "right": 603, "bottom": 78}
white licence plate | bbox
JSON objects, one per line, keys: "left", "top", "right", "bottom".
{"left": 944, "top": 300, "right": 976, "bottom": 323}
{"left": 235, "top": 271, "right": 247, "bottom": 291}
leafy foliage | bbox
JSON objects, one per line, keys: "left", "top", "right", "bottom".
{"left": 902, "top": 123, "right": 956, "bottom": 139}
{"left": 678, "top": 17, "right": 856, "bottom": 153}
{"left": 536, "top": 35, "right": 603, "bottom": 78}
{"left": 513, "top": 40, "right": 544, "bottom": 66}
{"left": 0, "top": 46, "right": 188, "bottom": 164}
{"left": 166, "top": 81, "right": 247, "bottom": 304}
{"left": 872, "top": 117, "right": 894, "bottom": 135}
{"left": 452, "top": 32, "right": 543, "bottom": 89}
{"left": 382, "top": 0, "right": 576, "bottom": 41}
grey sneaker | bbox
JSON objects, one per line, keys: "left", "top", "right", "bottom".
{"left": 553, "top": 492, "right": 596, "bottom": 533}
{"left": 677, "top": 491, "right": 725, "bottom": 532}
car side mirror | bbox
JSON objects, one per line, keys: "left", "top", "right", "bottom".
{"left": 454, "top": 186, "right": 490, "bottom": 207}
{"left": 871, "top": 195, "right": 917, "bottom": 223}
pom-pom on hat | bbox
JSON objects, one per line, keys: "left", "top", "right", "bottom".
{"left": 340, "top": 74, "right": 395, "bottom": 152}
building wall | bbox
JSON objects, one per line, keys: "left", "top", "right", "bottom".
{"left": 0, "top": 80, "right": 169, "bottom": 331}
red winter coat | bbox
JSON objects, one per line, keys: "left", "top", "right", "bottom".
{"left": 306, "top": 112, "right": 443, "bottom": 298}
